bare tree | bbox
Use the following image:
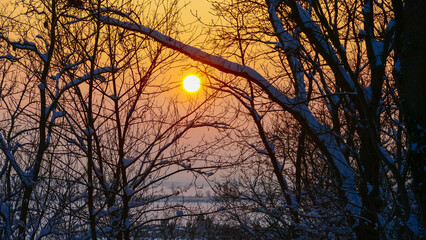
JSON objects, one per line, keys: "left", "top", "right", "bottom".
{"left": 0, "top": 0, "right": 94, "bottom": 237}
{"left": 0, "top": 0, "right": 229, "bottom": 239}
{"left": 98, "top": 0, "right": 424, "bottom": 238}
{"left": 2, "top": 0, "right": 424, "bottom": 238}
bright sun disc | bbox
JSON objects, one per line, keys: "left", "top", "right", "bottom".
{"left": 183, "top": 75, "right": 201, "bottom": 93}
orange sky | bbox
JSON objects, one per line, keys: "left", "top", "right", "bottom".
{"left": 183, "top": 0, "right": 213, "bottom": 24}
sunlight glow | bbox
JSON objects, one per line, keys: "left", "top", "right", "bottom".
{"left": 183, "top": 75, "right": 201, "bottom": 93}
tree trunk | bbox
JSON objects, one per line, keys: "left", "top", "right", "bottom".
{"left": 401, "top": 0, "right": 426, "bottom": 228}
{"left": 355, "top": 131, "right": 382, "bottom": 240}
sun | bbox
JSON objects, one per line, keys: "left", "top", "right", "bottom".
{"left": 183, "top": 75, "right": 201, "bottom": 93}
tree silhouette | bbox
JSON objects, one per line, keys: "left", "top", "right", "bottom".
{"left": 98, "top": 0, "right": 425, "bottom": 238}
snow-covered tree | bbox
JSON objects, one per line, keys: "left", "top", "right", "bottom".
{"left": 97, "top": 0, "right": 425, "bottom": 238}
{"left": 0, "top": 0, "right": 93, "bottom": 237}
{"left": 2, "top": 0, "right": 424, "bottom": 238}
{"left": 393, "top": 0, "right": 426, "bottom": 229}
{"left": 0, "top": 0, "right": 227, "bottom": 239}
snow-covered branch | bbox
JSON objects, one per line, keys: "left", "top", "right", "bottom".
{"left": 98, "top": 12, "right": 361, "bottom": 215}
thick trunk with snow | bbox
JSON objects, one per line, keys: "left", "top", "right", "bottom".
{"left": 401, "top": 0, "right": 426, "bottom": 228}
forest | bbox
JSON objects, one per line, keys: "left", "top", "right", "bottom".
{"left": 0, "top": 0, "right": 425, "bottom": 239}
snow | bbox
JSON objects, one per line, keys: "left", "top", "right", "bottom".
{"left": 363, "top": 85, "right": 373, "bottom": 104}
{"left": 406, "top": 214, "right": 421, "bottom": 235}
{"left": 51, "top": 109, "right": 65, "bottom": 122}
{"left": 122, "top": 158, "right": 134, "bottom": 167}
{"left": 386, "top": 18, "right": 395, "bottom": 33}
{"left": 201, "top": 121, "right": 230, "bottom": 129}
{"left": 379, "top": 146, "right": 395, "bottom": 164}
{"left": 0, "top": 34, "right": 49, "bottom": 63}
{"left": 294, "top": 3, "right": 356, "bottom": 90}
{"left": 267, "top": 1, "right": 300, "bottom": 53}
{"left": 377, "top": 213, "right": 385, "bottom": 227}
{"left": 0, "top": 134, "right": 29, "bottom": 185}
{"left": 362, "top": 1, "right": 372, "bottom": 15}
{"left": 394, "top": 58, "right": 401, "bottom": 72}
{"left": 109, "top": 94, "right": 118, "bottom": 100}
{"left": 371, "top": 40, "right": 384, "bottom": 66}
{"left": 0, "top": 53, "right": 19, "bottom": 62}
{"left": 276, "top": 160, "right": 283, "bottom": 172}
{"left": 181, "top": 163, "right": 189, "bottom": 169}
{"left": 62, "top": 67, "right": 115, "bottom": 91}
{"left": 274, "top": 41, "right": 283, "bottom": 49}
{"left": 305, "top": 211, "right": 321, "bottom": 218}
{"left": 367, "top": 182, "right": 373, "bottom": 195}
{"left": 256, "top": 149, "right": 268, "bottom": 155}
{"left": 39, "top": 226, "right": 51, "bottom": 236}
{"left": 83, "top": 127, "right": 94, "bottom": 136}
{"left": 1, "top": 202, "right": 9, "bottom": 217}
{"left": 124, "top": 186, "right": 134, "bottom": 196}
{"left": 45, "top": 132, "right": 51, "bottom": 146}
{"left": 38, "top": 83, "right": 45, "bottom": 90}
